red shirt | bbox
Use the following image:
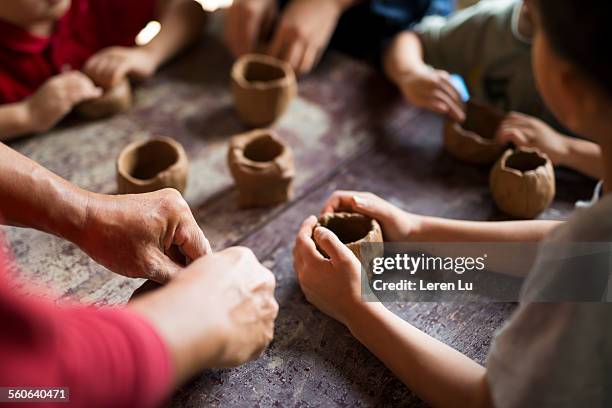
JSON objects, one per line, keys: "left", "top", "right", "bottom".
{"left": 0, "top": 246, "right": 173, "bottom": 408}
{"left": 0, "top": 0, "right": 156, "bottom": 103}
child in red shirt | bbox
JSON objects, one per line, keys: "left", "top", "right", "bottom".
{"left": 0, "top": 0, "right": 205, "bottom": 141}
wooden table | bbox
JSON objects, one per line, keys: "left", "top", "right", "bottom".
{"left": 3, "top": 30, "right": 594, "bottom": 407}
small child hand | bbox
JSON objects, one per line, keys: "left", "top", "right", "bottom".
{"left": 397, "top": 68, "right": 465, "bottom": 122}
{"left": 25, "top": 71, "right": 102, "bottom": 133}
{"left": 320, "top": 191, "right": 422, "bottom": 242}
{"left": 496, "top": 112, "right": 569, "bottom": 165}
{"left": 293, "top": 215, "right": 362, "bottom": 326}
{"left": 225, "top": 0, "right": 277, "bottom": 57}
{"left": 268, "top": 0, "right": 345, "bottom": 75}
{"left": 84, "top": 46, "right": 158, "bottom": 89}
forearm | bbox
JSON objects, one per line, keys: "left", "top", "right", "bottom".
{"left": 348, "top": 302, "right": 492, "bottom": 408}
{"left": 144, "top": 0, "right": 207, "bottom": 68}
{"left": 0, "top": 143, "right": 89, "bottom": 242}
{"left": 413, "top": 216, "right": 561, "bottom": 242}
{"left": 0, "top": 101, "right": 35, "bottom": 141}
{"left": 558, "top": 137, "right": 603, "bottom": 179}
{"left": 384, "top": 31, "right": 428, "bottom": 85}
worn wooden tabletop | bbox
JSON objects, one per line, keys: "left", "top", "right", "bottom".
{"left": 3, "top": 28, "right": 595, "bottom": 407}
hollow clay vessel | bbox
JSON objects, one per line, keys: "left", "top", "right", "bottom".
{"left": 489, "top": 147, "right": 555, "bottom": 219}
{"left": 117, "top": 137, "right": 189, "bottom": 194}
{"left": 444, "top": 100, "right": 506, "bottom": 165}
{"left": 228, "top": 129, "right": 294, "bottom": 207}
{"left": 231, "top": 53, "right": 297, "bottom": 127}
{"left": 317, "top": 212, "right": 383, "bottom": 263}
{"left": 77, "top": 79, "right": 133, "bottom": 119}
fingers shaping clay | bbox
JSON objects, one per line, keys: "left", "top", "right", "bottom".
{"left": 228, "top": 129, "right": 295, "bottom": 208}
{"left": 317, "top": 212, "right": 383, "bottom": 263}
{"left": 444, "top": 100, "right": 506, "bottom": 165}
{"left": 489, "top": 147, "right": 555, "bottom": 219}
{"left": 76, "top": 79, "right": 133, "bottom": 119}
{"left": 231, "top": 53, "right": 297, "bottom": 127}
{"left": 117, "top": 137, "right": 189, "bottom": 194}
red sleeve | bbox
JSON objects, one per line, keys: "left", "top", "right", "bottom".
{"left": 87, "top": 0, "right": 158, "bottom": 48}
{"left": 0, "top": 251, "right": 173, "bottom": 408}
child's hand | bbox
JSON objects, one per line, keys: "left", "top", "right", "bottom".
{"left": 84, "top": 46, "right": 158, "bottom": 89}
{"left": 293, "top": 215, "right": 362, "bottom": 326}
{"left": 496, "top": 112, "right": 569, "bottom": 165}
{"left": 225, "top": 0, "right": 277, "bottom": 57}
{"left": 268, "top": 0, "right": 345, "bottom": 75}
{"left": 25, "top": 71, "right": 102, "bottom": 132}
{"left": 396, "top": 68, "right": 465, "bottom": 122}
{"left": 321, "top": 191, "right": 422, "bottom": 242}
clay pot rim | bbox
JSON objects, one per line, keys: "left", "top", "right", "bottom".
{"left": 447, "top": 121, "right": 500, "bottom": 147}
{"left": 498, "top": 147, "right": 549, "bottom": 178}
{"left": 117, "top": 137, "right": 187, "bottom": 185}
{"left": 231, "top": 53, "right": 296, "bottom": 91}
{"left": 318, "top": 212, "right": 381, "bottom": 245}
{"left": 230, "top": 129, "right": 292, "bottom": 171}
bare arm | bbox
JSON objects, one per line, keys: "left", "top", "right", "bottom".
{"left": 145, "top": 0, "right": 208, "bottom": 69}
{"left": 556, "top": 137, "right": 602, "bottom": 179}
{"left": 384, "top": 31, "right": 428, "bottom": 85}
{"left": 348, "top": 302, "right": 492, "bottom": 408}
{"left": 0, "top": 142, "right": 88, "bottom": 240}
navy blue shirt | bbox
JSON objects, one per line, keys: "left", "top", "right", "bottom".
{"left": 371, "top": 0, "right": 455, "bottom": 29}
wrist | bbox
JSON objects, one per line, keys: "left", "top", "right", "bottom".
{"left": 346, "top": 301, "right": 388, "bottom": 337}
{"left": 552, "top": 136, "right": 574, "bottom": 167}
{"left": 16, "top": 99, "right": 39, "bottom": 134}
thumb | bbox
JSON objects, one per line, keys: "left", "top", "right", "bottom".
{"left": 174, "top": 222, "right": 213, "bottom": 264}
{"left": 313, "top": 226, "right": 356, "bottom": 268}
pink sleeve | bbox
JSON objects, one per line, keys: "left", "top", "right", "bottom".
{"left": 0, "top": 252, "right": 174, "bottom": 408}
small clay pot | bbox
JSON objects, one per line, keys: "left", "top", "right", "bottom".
{"left": 117, "top": 137, "right": 188, "bottom": 194}
{"left": 317, "top": 212, "right": 383, "bottom": 263}
{"left": 444, "top": 101, "right": 506, "bottom": 164}
{"left": 228, "top": 129, "right": 294, "bottom": 207}
{"left": 231, "top": 53, "right": 297, "bottom": 127}
{"left": 76, "top": 79, "right": 132, "bottom": 119}
{"left": 489, "top": 147, "right": 555, "bottom": 219}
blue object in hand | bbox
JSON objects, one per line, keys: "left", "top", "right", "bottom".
{"left": 449, "top": 74, "right": 470, "bottom": 102}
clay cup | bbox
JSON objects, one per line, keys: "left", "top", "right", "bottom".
{"left": 317, "top": 212, "right": 384, "bottom": 264}
{"left": 117, "top": 137, "right": 189, "bottom": 194}
{"left": 489, "top": 147, "right": 555, "bottom": 219}
{"left": 231, "top": 54, "right": 297, "bottom": 127}
{"left": 228, "top": 129, "right": 295, "bottom": 207}
{"left": 444, "top": 100, "right": 506, "bottom": 165}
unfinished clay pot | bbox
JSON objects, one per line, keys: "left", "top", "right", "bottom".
{"left": 228, "top": 129, "right": 294, "bottom": 207}
{"left": 317, "top": 212, "right": 383, "bottom": 263}
{"left": 444, "top": 100, "right": 506, "bottom": 165}
{"left": 231, "top": 53, "right": 297, "bottom": 127}
{"left": 77, "top": 79, "right": 132, "bottom": 119}
{"left": 489, "top": 147, "right": 555, "bottom": 219}
{"left": 117, "top": 137, "right": 188, "bottom": 194}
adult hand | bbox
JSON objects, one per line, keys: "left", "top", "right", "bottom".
{"left": 25, "top": 71, "right": 102, "bottom": 132}
{"left": 130, "top": 247, "right": 278, "bottom": 381}
{"left": 293, "top": 215, "right": 362, "bottom": 326}
{"left": 78, "top": 188, "right": 211, "bottom": 283}
{"left": 83, "top": 46, "right": 158, "bottom": 89}
{"left": 321, "top": 191, "right": 422, "bottom": 242}
{"left": 268, "top": 0, "right": 345, "bottom": 75}
{"left": 396, "top": 67, "right": 465, "bottom": 122}
{"left": 224, "top": 0, "right": 277, "bottom": 58}
{"left": 496, "top": 112, "right": 569, "bottom": 165}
